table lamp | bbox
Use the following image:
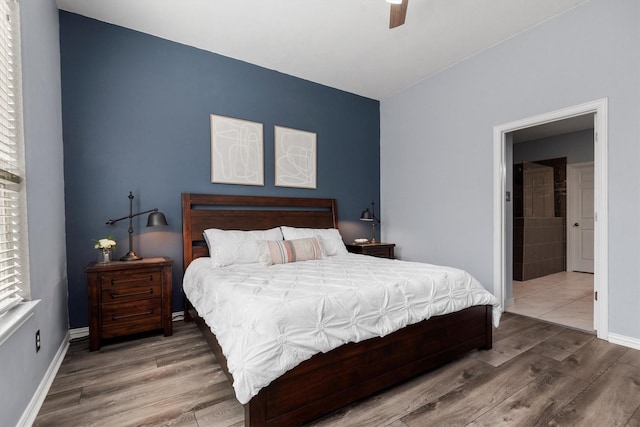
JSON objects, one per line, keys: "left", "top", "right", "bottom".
{"left": 360, "top": 201, "right": 380, "bottom": 243}
{"left": 106, "top": 191, "right": 168, "bottom": 261}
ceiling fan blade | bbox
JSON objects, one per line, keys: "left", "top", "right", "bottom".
{"left": 389, "top": 0, "right": 408, "bottom": 29}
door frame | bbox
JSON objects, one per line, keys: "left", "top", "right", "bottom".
{"left": 493, "top": 98, "right": 608, "bottom": 340}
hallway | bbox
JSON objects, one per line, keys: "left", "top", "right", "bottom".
{"left": 507, "top": 271, "right": 594, "bottom": 332}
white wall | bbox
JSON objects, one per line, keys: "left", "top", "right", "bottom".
{"left": 381, "top": 0, "right": 640, "bottom": 338}
{"left": 0, "top": 0, "right": 68, "bottom": 425}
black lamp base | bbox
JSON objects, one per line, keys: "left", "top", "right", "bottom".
{"left": 120, "top": 251, "right": 142, "bottom": 261}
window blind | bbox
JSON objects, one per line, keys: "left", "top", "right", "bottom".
{"left": 0, "top": 0, "right": 25, "bottom": 319}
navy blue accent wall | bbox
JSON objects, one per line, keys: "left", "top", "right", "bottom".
{"left": 59, "top": 12, "right": 380, "bottom": 328}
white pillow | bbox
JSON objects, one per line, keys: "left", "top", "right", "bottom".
{"left": 203, "top": 227, "right": 283, "bottom": 267}
{"left": 280, "top": 226, "right": 348, "bottom": 256}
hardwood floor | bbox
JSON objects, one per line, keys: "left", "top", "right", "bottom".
{"left": 35, "top": 313, "right": 640, "bottom": 426}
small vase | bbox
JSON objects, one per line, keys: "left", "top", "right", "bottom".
{"left": 97, "top": 249, "right": 112, "bottom": 264}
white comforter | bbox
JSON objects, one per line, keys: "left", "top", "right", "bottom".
{"left": 183, "top": 254, "right": 501, "bottom": 404}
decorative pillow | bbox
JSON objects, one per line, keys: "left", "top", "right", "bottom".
{"left": 280, "top": 226, "right": 348, "bottom": 256}
{"left": 263, "top": 237, "right": 325, "bottom": 265}
{"left": 203, "top": 227, "right": 283, "bottom": 267}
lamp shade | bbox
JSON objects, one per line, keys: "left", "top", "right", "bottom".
{"left": 146, "top": 211, "right": 168, "bottom": 227}
{"left": 360, "top": 208, "right": 374, "bottom": 221}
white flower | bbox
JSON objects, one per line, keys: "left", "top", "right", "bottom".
{"left": 94, "top": 237, "right": 117, "bottom": 250}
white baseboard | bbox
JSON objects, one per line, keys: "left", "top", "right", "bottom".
{"left": 609, "top": 333, "right": 640, "bottom": 351}
{"left": 69, "top": 326, "right": 88, "bottom": 340}
{"left": 504, "top": 297, "right": 514, "bottom": 308}
{"left": 17, "top": 330, "right": 70, "bottom": 427}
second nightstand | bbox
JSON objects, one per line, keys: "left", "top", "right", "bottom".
{"left": 346, "top": 242, "right": 396, "bottom": 259}
{"left": 84, "top": 257, "right": 173, "bottom": 351}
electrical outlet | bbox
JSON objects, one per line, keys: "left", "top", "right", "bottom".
{"left": 35, "top": 329, "right": 41, "bottom": 353}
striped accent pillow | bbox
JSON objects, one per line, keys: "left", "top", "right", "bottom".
{"left": 266, "top": 237, "right": 325, "bottom": 265}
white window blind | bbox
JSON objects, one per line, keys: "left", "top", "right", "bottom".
{"left": 0, "top": 0, "right": 26, "bottom": 319}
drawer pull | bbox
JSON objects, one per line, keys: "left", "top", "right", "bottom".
{"left": 112, "top": 309, "right": 154, "bottom": 321}
{"left": 110, "top": 288, "right": 154, "bottom": 299}
{"left": 110, "top": 275, "right": 154, "bottom": 285}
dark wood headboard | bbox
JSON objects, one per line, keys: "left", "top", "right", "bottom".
{"left": 181, "top": 193, "right": 338, "bottom": 271}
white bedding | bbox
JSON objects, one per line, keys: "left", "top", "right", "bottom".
{"left": 183, "top": 254, "right": 502, "bottom": 404}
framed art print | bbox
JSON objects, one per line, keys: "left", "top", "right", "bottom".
{"left": 210, "top": 114, "right": 264, "bottom": 186}
{"left": 274, "top": 126, "right": 317, "bottom": 189}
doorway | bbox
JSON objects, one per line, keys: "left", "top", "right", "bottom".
{"left": 509, "top": 154, "right": 593, "bottom": 331}
{"left": 493, "top": 99, "right": 608, "bottom": 340}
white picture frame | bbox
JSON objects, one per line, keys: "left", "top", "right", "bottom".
{"left": 210, "top": 114, "right": 264, "bottom": 186}
{"left": 274, "top": 126, "right": 317, "bottom": 189}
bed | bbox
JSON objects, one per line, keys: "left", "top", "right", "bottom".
{"left": 181, "top": 193, "right": 498, "bottom": 426}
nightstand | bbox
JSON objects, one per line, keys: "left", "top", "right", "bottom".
{"left": 346, "top": 242, "right": 396, "bottom": 259}
{"left": 84, "top": 257, "right": 173, "bottom": 351}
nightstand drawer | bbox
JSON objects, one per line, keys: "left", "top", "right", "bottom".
{"left": 100, "top": 270, "right": 161, "bottom": 303}
{"left": 100, "top": 269, "right": 161, "bottom": 289}
{"left": 364, "top": 246, "right": 394, "bottom": 258}
{"left": 346, "top": 243, "right": 395, "bottom": 259}
{"left": 102, "top": 317, "right": 163, "bottom": 339}
{"left": 101, "top": 298, "right": 162, "bottom": 337}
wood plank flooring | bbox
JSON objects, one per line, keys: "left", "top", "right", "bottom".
{"left": 34, "top": 313, "right": 640, "bottom": 426}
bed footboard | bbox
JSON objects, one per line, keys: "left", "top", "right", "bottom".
{"left": 188, "top": 301, "right": 492, "bottom": 427}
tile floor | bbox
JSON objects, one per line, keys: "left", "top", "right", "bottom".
{"left": 506, "top": 271, "right": 594, "bottom": 332}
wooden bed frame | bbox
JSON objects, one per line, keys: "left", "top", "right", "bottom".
{"left": 182, "top": 193, "right": 492, "bottom": 427}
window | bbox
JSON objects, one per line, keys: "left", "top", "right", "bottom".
{"left": 0, "top": 0, "right": 28, "bottom": 320}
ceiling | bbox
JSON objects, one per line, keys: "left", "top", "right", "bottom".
{"left": 56, "top": 0, "right": 588, "bottom": 101}
{"left": 513, "top": 114, "right": 595, "bottom": 143}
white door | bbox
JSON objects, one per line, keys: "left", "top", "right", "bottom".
{"left": 567, "top": 162, "right": 594, "bottom": 273}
